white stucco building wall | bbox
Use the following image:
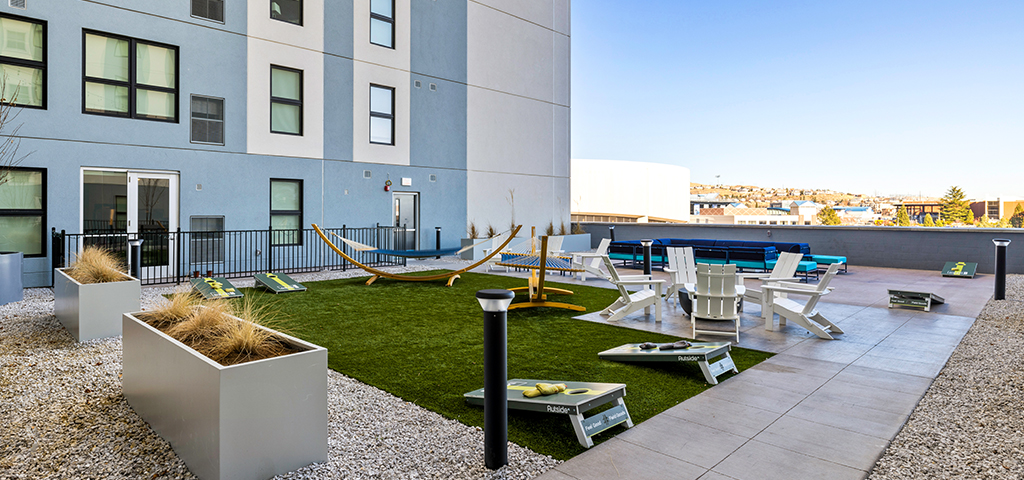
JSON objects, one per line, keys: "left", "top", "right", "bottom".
{"left": 570, "top": 159, "right": 690, "bottom": 223}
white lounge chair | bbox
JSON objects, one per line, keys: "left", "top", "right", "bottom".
{"left": 571, "top": 238, "right": 612, "bottom": 281}
{"left": 545, "top": 235, "right": 564, "bottom": 257}
{"left": 484, "top": 235, "right": 530, "bottom": 272}
{"left": 739, "top": 251, "right": 804, "bottom": 307}
{"left": 598, "top": 255, "right": 665, "bottom": 323}
{"left": 761, "top": 263, "right": 845, "bottom": 340}
{"left": 691, "top": 263, "right": 742, "bottom": 342}
{"left": 664, "top": 247, "right": 697, "bottom": 307}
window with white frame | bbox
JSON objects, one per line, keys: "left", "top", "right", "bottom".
{"left": 370, "top": 0, "right": 394, "bottom": 48}
{"left": 369, "top": 84, "right": 393, "bottom": 145}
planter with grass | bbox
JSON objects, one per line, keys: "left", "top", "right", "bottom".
{"left": 122, "top": 295, "right": 328, "bottom": 480}
{"left": 54, "top": 247, "right": 141, "bottom": 341}
{"left": 0, "top": 251, "right": 22, "bottom": 306}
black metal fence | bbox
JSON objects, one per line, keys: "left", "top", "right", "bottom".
{"left": 51, "top": 225, "right": 408, "bottom": 286}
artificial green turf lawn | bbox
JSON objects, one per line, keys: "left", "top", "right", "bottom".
{"left": 246, "top": 270, "right": 773, "bottom": 460}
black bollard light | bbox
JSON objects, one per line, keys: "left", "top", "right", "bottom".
{"left": 641, "top": 239, "right": 653, "bottom": 276}
{"left": 609, "top": 225, "right": 615, "bottom": 242}
{"left": 993, "top": 238, "right": 1010, "bottom": 300}
{"left": 128, "top": 238, "right": 144, "bottom": 280}
{"left": 476, "top": 289, "right": 515, "bottom": 470}
{"left": 435, "top": 227, "right": 442, "bottom": 259}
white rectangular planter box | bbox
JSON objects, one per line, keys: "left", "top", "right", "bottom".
{"left": 53, "top": 267, "right": 141, "bottom": 342}
{"left": 122, "top": 311, "right": 328, "bottom": 480}
{"left": 560, "top": 233, "right": 593, "bottom": 253}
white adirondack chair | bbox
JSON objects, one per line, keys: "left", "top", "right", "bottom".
{"left": 691, "top": 263, "right": 742, "bottom": 342}
{"left": 484, "top": 235, "right": 530, "bottom": 272}
{"left": 545, "top": 235, "right": 565, "bottom": 256}
{"left": 599, "top": 255, "right": 665, "bottom": 323}
{"left": 761, "top": 263, "right": 845, "bottom": 340}
{"left": 664, "top": 247, "right": 697, "bottom": 307}
{"left": 571, "top": 238, "right": 612, "bottom": 281}
{"left": 739, "top": 251, "right": 804, "bottom": 305}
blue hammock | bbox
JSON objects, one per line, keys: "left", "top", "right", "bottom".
{"left": 336, "top": 235, "right": 486, "bottom": 259}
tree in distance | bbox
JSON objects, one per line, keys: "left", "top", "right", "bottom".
{"left": 966, "top": 208, "right": 975, "bottom": 225}
{"left": 940, "top": 186, "right": 971, "bottom": 224}
{"left": 896, "top": 205, "right": 911, "bottom": 226}
{"left": 923, "top": 213, "right": 935, "bottom": 227}
{"left": 1011, "top": 204, "right": 1024, "bottom": 228}
{"left": 817, "top": 205, "right": 841, "bottom": 225}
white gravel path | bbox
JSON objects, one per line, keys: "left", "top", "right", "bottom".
{"left": 869, "top": 275, "right": 1024, "bottom": 479}
{"left": 0, "top": 262, "right": 558, "bottom": 479}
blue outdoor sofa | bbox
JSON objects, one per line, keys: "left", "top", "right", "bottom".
{"left": 608, "top": 238, "right": 829, "bottom": 281}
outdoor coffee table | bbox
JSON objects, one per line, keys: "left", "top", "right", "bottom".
{"left": 598, "top": 342, "right": 738, "bottom": 385}
{"left": 888, "top": 289, "right": 945, "bottom": 312}
{"left": 464, "top": 379, "right": 632, "bottom": 448}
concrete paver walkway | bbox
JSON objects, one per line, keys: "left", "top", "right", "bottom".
{"left": 520, "top": 265, "right": 994, "bottom": 480}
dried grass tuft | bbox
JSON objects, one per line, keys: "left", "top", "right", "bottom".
{"left": 486, "top": 224, "right": 497, "bottom": 238}
{"left": 142, "top": 288, "right": 204, "bottom": 330}
{"left": 558, "top": 222, "right": 568, "bottom": 236}
{"left": 64, "top": 246, "right": 128, "bottom": 284}
{"left": 142, "top": 293, "right": 297, "bottom": 366}
{"left": 545, "top": 221, "right": 555, "bottom": 236}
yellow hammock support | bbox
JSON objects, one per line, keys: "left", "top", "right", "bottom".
{"left": 312, "top": 224, "right": 523, "bottom": 286}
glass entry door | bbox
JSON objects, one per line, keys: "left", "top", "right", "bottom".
{"left": 393, "top": 192, "right": 418, "bottom": 250}
{"left": 128, "top": 172, "right": 178, "bottom": 279}
{"left": 82, "top": 169, "right": 178, "bottom": 279}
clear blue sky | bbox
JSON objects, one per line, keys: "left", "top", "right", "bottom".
{"left": 570, "top": 1, "right": 1024, "bottom": 199}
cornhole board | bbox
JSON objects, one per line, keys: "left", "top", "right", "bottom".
{"left": 941, "top": 261, "right": 978, "bottom": 278}
{"left": 254, "top": 272, "right": 307, "bottom": 293}
{"left": 888, "top": 290, "right": 945, "bottom": 312}
{"left": 464, "top": 379, "right": 632, "bottom": 448}
{"left": 190, "top": 277, "right": 244, "bottom": 299}
{"left": 598, "top": 342, "right": 738, "bottom": 385}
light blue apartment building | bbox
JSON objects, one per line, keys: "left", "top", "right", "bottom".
{"left": 0, "top": 0, "right": 571, "bottom": 287}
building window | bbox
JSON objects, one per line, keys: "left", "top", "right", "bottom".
{"left": 0, "top": 167, "right": 45, "bottom": 256}
{"left": 190, "top": 215, "right": 225, "bottom": 264}
{"left": 83, "top": 31, "right": 178, "bottom": 122}
{"left": 191, "top": 95, "right": 224, "bottom": 145}
{"left": 270, "top": 179, "right": 301, "bottom": 246}
{"left": 271, "top": 0, "right": 302, "bottom": 25}
{"left": 370, "top": 0, "right": 394, "bottom": 48}
{"left": 369, "top": 84, "right": 393, "bottom": 145}
{"left": 0, "top": 13, "right": 46, "bottom": 108}
{"left": 192, "top": 0, "right": 225, "bottom": 23}
{"left": 271, "top": 66, "right": 302, "bottom": 135}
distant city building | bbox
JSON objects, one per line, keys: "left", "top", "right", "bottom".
{"left": 690, "top": 193, "right": 735, "bottom": 215}
{"left": 970, "top": 198, "right": 1024, "bottom": 221}
{"left": 894, "top": 201, "right": 942, "bottom": 223}
{"left": 691, "top": 201, "right": 819, "bottom": 226}
{"left": 833, "top": 206, "right": 877, "bottom": 224}
{"left": 571, "top": 159, "right": 690, "bottom": 223}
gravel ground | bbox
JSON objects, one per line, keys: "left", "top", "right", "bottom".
{"left": 0, "top": 261, "right": 559, "bottom": 479}
{"left": 869, "top": 274, "right": 1024, "bottom": 479}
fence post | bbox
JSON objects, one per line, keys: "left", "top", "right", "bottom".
{"left": 342, "top": 225, "right": 347, "bottom": 271}
{"left": 268, "top": 225, "right": 274, "bottom": 272}
{"left": 176, "top": 227, "right": 183, "bottom": 285}
{"left": 436, "top": 226, "right": 442, "bottom": 259}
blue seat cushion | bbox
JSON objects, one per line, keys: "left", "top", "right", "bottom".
{"left": 806, "top": 255, "right": 847, "bottom": 264}
{"left": 766, "top": 259, "right": 818, "bottom": 272}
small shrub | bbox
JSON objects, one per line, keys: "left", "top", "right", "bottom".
{"left": 144, "top": 288, "right": 203, "bottom": 330}
{"left": 64, "top": 246, "right": 128, "bottom": 284}
{"left": 486, "top": 224, "right": 497, "bottom": 238}
{"left": 558, "top": 222, "right": 568, "bottom": 236}
{"left": 571, "top": 223, "right": 586, "bottom": 235}
{"left": 468, "top": 222, "right": 479, "bottom": 239}
{"left": 545, "top": 221, "right": 555, "bottom": 236}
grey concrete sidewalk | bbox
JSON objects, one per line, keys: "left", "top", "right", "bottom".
{"left": 530, "top": 265, "right": 992, "bottom": 480}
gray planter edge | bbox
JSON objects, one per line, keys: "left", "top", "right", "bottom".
{"left": 53, "top": 267, "right": 141, "bottom": 342}
{"left": 122, "top": 310, "right": 328, "bottom": 480}
{"left": 0, "top": 251, "right": 22, "bottom": 306}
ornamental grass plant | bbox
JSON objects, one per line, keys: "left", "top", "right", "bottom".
{"left": 140, "top": 291, "right": 297, "bottom": 366}
{"left": 64, "top": 246, "right": 129, "bottom": 284}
